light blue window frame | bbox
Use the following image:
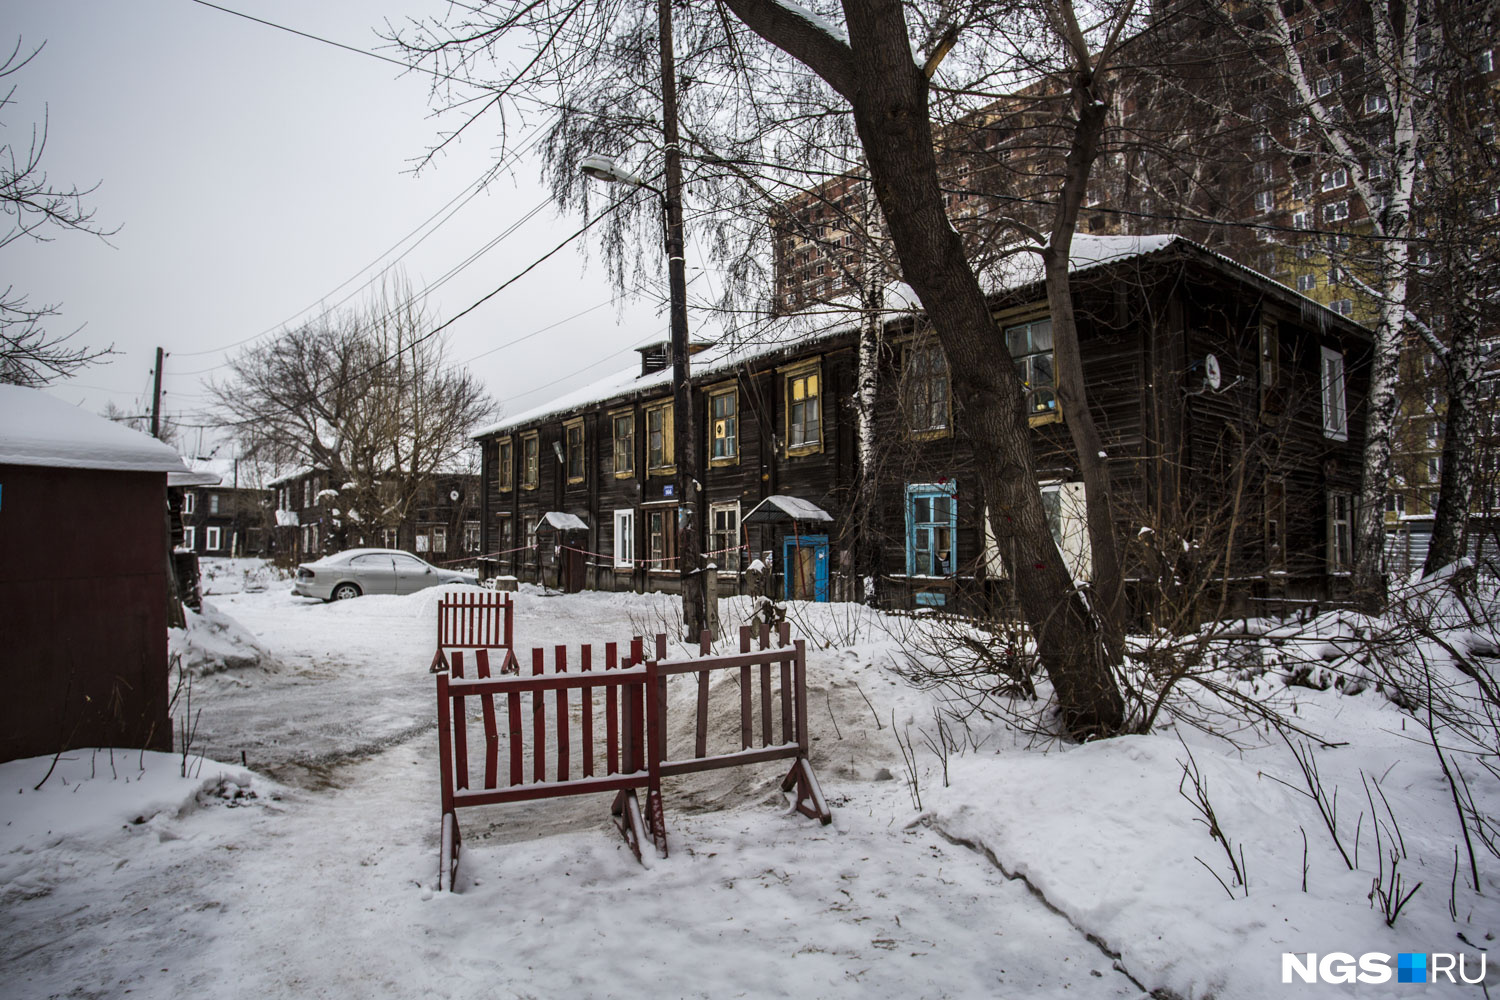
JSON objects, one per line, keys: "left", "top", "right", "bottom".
{"left": 906, "top": 482, "right": 958, "bottom": 605}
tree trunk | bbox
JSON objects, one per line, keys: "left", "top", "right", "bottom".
{"left": 1425, "top": 277, "right": 1481, "bottom": 575}
{"left": 853, "top": 277, "right": 883, "bottom": 605}
{"left": 1043, "top": 69, "right": 1127, "bottom": 664}
{"left": 743, "top": 0, "right": 1125, "bottom": 735}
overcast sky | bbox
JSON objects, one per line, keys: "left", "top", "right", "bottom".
{"left": 8, "top": 0, "right": 679, "bottom": 463}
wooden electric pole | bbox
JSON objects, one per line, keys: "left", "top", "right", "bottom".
{"left": 657, "top": 0, "right": 706, "bottom": 640}
{"left": 150, "top": 346, "right": 164, "bottom": 440}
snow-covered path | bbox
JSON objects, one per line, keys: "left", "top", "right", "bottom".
{"left": 4, "top": 576, "right": 1148, "bottom": 999}
{"left": 2, "top": 742, "right": 1143, "bottom": 999}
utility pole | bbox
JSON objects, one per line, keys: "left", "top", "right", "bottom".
{"left": 657, "top": 0, "right": 705, "bottom": 640}
{"left": 150, "top": 346, "right": 164, "bottom": 440}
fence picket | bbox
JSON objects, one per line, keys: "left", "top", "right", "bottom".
{"left": 555, "top": 645, "right": 569, "bottom": 782}
{"left": 605, "top": 642, "right": 619, "bottom": 775}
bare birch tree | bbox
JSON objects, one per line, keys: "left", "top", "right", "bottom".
{"left": 211, "top": 279, "right": 496, "bottom": 545}
{"left": 1219, "top": 0, "right": 1476, "bottom": 604}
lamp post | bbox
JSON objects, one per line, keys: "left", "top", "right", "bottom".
{"left": 579, "top": 1, "right": 705, "bottom": 639}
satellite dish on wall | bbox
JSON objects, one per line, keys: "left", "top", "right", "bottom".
{"left": 449, "top": 490, "right": 460, "bottom": 501}
{"left": 1204, "top": 354, "right": 1222, "bottom": 391}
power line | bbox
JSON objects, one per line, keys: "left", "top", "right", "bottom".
{"left": 185, "top": 0, "right": 486, "bottom": 90}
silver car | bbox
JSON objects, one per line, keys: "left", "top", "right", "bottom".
{"left": 292, "top": 548, "right": 479, "bottom": 601}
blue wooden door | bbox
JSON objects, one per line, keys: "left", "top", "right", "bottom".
{"left": 784, "top": 534, "right": 829, "bottom": 602}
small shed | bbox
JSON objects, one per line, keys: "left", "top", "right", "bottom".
{"left": 0, "top": 386, "right": 192, "bottom": 762}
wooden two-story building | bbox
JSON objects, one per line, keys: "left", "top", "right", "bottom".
{"left": 474, "top": 236, "right": 1371, "bottom": 616}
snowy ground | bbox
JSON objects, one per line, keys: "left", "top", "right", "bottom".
{"left": 4, "top": 558, "right": 1499, "bottom": 998}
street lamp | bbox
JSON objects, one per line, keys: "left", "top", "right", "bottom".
{"left": 579, "top": 155, "right": 646, "bottom": 190}
{"left": 583, "top": 140, "right": 705, "bottom": 639}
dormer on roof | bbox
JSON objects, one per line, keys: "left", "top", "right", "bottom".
{"left": 635, "top": 340, "right": 715, "bottom": 378}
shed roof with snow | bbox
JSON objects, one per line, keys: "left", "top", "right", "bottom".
{"left": 0, "top": 386, "right": 192, "bottom": 475}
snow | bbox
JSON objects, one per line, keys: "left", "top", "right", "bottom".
{"left": 767, "top": 0, "right": 848, "bottom": 44}
{"left": 4, "top": 560, "right": 1498, "bottom": 998}
{"left": 0, "top": 385, "right": 192, "bottom": 473}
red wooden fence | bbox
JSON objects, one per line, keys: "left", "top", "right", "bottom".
{"left": 433, "top": 624, "right": 830, "bottom": 891}
{"left": 430, "top": 591, "right": 515, "bottom": 674}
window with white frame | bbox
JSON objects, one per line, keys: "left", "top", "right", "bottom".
{"left": 209, "top": 493, "right": 220, "bottom": 514}
{"left": 1320, "top": 346, "right": 1348, "bottom": 440}
{"left": 1363, "top": 93, "right": 1390, "bottom": 114}
{"left": 1293, "top": 210, "right": 1310, "bottom": 230}
{"left": 709, "top": 501, "right": 742, "bottom": 573}
{"left": 1253, "top": 190, "right": 1275, "bottom": 213}
{"left": 1366, "top": 159, "right": 1387, "bottom": 181}
{"left": 1331, "top": 298, "right": 1354, "bottom": 315}
{"left": 183, "top": 491, "right": 196, "bottom": 515}
{"left": 183, "top": 525, "right": 196, "bottom": 550}
{"left": 1327, "top": 492, "right": 1353, "bottom": 572}
{"left": 1323, "top": 200, "right": 1349, "bottom": 222}
{"left": 1297, "top": 273, "right": 1317, "bottom": 292}
{"left": 206, "top": 526, "right": 222, "bottom": 551}
{"left": 463, "top": 521, "right": 480, "bottom": 553}
{"left": 433, "top": 525, "right": 447, "bottom": 554}
{"left": 613, "top": 509, "right": 635, "bottom": 569}
{"left": 1320, "top": 168, "right": 1347, "bottom": 191}
{"left": 1478, "top": 49, "right": 1494, "bottom": 74}
{"left": 1041, "top": 481, "right": 1092, "bottom": 581}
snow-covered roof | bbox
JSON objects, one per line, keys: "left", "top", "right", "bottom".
{"left": 267, "top": 465, "right": 318, "bottom": 488}
{"left": 473, "top": 234, "right": 1362, "bottom": 440}
{"left": 743, "top": 495, "right": 834, "bottom": 524}
{"left": 170, "top": 470, "right": 222, "bottom": 487}
{"left": 0, "top": 386, "right": 193, "bottom": 475}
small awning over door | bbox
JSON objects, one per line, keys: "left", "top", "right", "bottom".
{"left": 538, "top": 511, "right": 588, "bottom": 532}
{"left": 742, "top": 495, "right": 833, "bottom": 525}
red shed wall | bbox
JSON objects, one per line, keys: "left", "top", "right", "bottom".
{"left": 0, "top": 463, "right": 172, "bottom": 762}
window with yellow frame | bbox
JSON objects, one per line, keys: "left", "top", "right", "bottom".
{"left": 564, "top": 418, "right": 586, "bottom": 483}
{"left": 496, "top": 437, "right": 514, "bottom": 492}
{"left": 645, "top": 401, "right": 674, "bottom": 473}
{"left": 708, "top": 387, "right": 738, "bottom": 464}
{"left": 611, "top": 411, "right": 635, "bottom": 478}
{"left": 905, "top": 340, "right": 950, "bottom": 437}
{"left": 784, "top": 363, "right": 822, "bottom": 454}
{"left": 521, "top": 432, "right": 539, "bottom": 490}
{"left": 1003, "top": 317, "right": 1058, "bottom": 423}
